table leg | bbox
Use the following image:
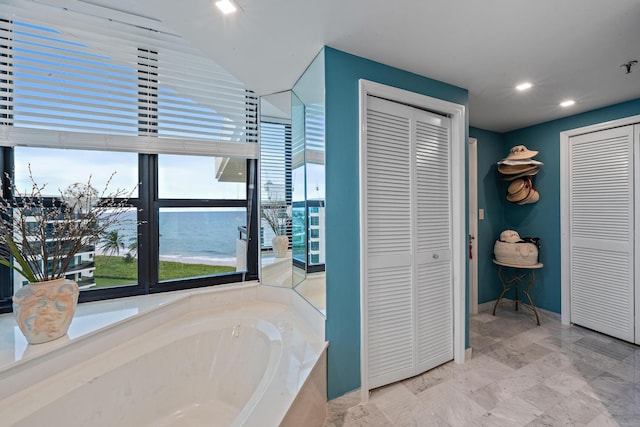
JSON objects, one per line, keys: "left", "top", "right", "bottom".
{"left": 492, "top": 266, "right": 508, "bottom": 316}
{"left": 523, "top": 270, "right": 541, "bottom": 325}
{"left": 514, "top": 271, "right": 519, "bottom": 311}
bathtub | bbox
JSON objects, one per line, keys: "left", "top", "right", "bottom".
{"left": 0, "top": 285, "right": 327, "bottom": 426}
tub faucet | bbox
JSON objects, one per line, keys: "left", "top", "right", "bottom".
{"left": 232, "top": 324, "right": 240, "bottom": 337}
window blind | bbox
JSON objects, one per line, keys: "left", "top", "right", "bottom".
{"left": 0, "top": 1, "right": 258, "bottom": 158}
{"left": 305, "top": 102, "right": 325, "bottom": 164}
{"left": 260, "top": 121, "right": 291, "bottom": 203}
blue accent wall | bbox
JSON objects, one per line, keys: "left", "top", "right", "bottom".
{"left": 469, "top": 127, "right": 505, "bottom": 304}
{"left": 501, "top": 98, "right": 640, "bottom": 313}
{"left": 324, "top": 46, "right": 468, "bottom": 399}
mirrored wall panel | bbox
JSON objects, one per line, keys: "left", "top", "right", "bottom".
{"left": 259, "top": 91, "right": 293, "bottom": 287}
{"left": 291, "top": 50, "right": 326, "bottom": 314}
{"left": 258, "top": 49, "right": 325, "bottom": 315}
{"left": 291, "top": 91, "right": 307, "bottom": 287}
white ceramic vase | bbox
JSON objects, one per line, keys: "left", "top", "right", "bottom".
{"left": 13, "top": 278, "right": 79, "bottom": 345}
{"left": 272, "top": 235, "right": 289, "bottom": 258}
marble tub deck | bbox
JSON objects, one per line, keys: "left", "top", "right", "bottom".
{"left": 325, "top": 309, "right": 640, "bottom": 426}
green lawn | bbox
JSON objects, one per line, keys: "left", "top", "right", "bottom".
{"left": 93, "top": 255, "right": 236, "bottom": 287}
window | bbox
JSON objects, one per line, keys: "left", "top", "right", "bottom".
{"left": 158, "top": 208, "right": 244, "bottom": 281}
{"left": 157, "top": 154, "right": 249, "bottom": 283}
{"left": 0, "top": 1, "right": 259, "bottom": 312}
{"left": 11, "top": 147, "right": 140, "bottom": 294}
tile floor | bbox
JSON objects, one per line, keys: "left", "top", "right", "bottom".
{"left": 324, "top": 305, "right": 640, "bottom": 426}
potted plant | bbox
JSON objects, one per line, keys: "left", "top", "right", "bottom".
{"left": 0, "top": 169, "right": 136, "bottom": 344}
{"left": 261, "top": 201, "right": 291, "bottom": 258}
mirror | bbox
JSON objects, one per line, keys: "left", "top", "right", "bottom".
{"left": 259, "top": 49, "right": 325, "bottom": 315}
{"left": 259, "top": 91, "right": 293, "bottom": 287}
{"left": 291, "top": 91, "right": 307, "bottom": 287}
{"left": 291, "top": 50, "right": 326, "bottom": 314}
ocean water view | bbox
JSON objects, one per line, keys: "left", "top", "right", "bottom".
{"left": 109, "top": 209, "right": 247, "bottom": 266}
{"left": 159, "top": 209, "right": 246, "bottom": 263}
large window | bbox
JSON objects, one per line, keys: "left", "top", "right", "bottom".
{"left": 0, "top": 2, "right": 259, "bottom": 312}
{"left": 1, "top": 147, "right": 258, "bottom": 311}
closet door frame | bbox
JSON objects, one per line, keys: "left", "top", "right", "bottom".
{"left": 358, "top": 79, "right": 466, "bottom": 401}
{"left": 560, "top": 115, "right": 640, "bottom": 344}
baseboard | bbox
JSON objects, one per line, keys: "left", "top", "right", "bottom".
{"left": 465, "top": 347, "right": 473, "bottom": 361}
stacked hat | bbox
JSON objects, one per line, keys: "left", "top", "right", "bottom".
{"left": 506, "top": 176, "right": 539, "bottom": 204}
{"left": 498, "top": 145, "right": 541, "bottom": 204}
{"left": 497, "top": 145, "right": 543, "bottom": 180}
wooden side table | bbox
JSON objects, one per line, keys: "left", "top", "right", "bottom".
{"left": 492, "top": 259, "right": 543, "bottom": 325}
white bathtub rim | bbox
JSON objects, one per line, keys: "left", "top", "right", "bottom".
{"left": 0, "top": 281, "right": 260, "bottom": 379}
{"left": 0, "top": 310, "right": 280, "bottom": 425}
{"left": 0, "top": 287, "right": 326, "bottom": 427}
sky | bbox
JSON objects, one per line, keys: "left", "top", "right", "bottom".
{"left": 13, "top": 147, "right": 246, "bottom": 200}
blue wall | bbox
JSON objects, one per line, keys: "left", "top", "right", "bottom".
{"left": 500, "top": 98, "right": 640, "bottom": 313}
{"left": 469, "top": 127, "right": 505, "bottom": 304}
{"left": 324, "top": 47, "right": 468, "bottom": 399}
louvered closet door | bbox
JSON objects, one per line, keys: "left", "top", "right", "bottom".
{"left": 365, "top": 96, "right": 415, "bottom": 389}
{"left": 414, "top": 110, "right": 453, "bottom": 373}
{"left": 364, "top": 96, "right": 453, "bottom": 389}
{"left": 569, "top": 125, "right": 635, "bottom": 342}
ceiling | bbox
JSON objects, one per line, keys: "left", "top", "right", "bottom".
{"left": 86, "top": 0, "right": 640, "bottom": 132}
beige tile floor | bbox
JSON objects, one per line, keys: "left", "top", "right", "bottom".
{"left": 325, "top": 306, "right": 640, "bottom": 426}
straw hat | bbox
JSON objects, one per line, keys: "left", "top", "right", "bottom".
{"left": 501, "top": 167, "right": 539, "bottom": 181}
{"left": 506, "top": 178, "right": 532, "bottom": 203}
{"left": 519, "top": 188, "right": 540, "bottom": 204}
{"left": 498, "top": 163, "right": 538, "bottom": 176}
{"left": 505, "top": 177, "right": 540, "bottom": 204}
{"left": 505, "top": 145, "right": 538, "bottom": 160}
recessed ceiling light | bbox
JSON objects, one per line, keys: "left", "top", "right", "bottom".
{"left": 560, "top": 99, "right": 576, "bottom": 108}
{"left": 215, "top": 0, "right": 237, "bottom": 14}
{"left": 515, "top": 82, "right": 533, "bottom": 91}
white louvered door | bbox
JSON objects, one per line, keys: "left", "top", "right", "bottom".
{"left": 364, "top": 95, "right": 452, "bottom": 390}
{"left": 569, "top": 125, "right": 636, "bottom": 342}
{"left": 414, "top": 113, "right": 453, "bottom": 373}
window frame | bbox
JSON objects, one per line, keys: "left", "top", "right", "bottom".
{"left": 0, "top": 150, "right": 259, "bottom": 312}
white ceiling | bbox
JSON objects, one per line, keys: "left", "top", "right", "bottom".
{"left": 92, "top": 0, "right": 640, "bottom": 132}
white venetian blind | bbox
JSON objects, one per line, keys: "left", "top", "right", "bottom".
{"left": 569, "top": 125, "right": 635, "bottom": 342}
{"left": 305, "top": 102, "right": 325, "bottom": 164}
{"left": 260, "top": 121, "right": 291, "bottom": 203}
{"left": 0, "top": 1, "right": 258, "bottom": 158}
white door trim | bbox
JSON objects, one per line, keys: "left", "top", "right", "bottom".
{"left": 559, "top": 114, "right": 640, "bottom": 325}
{"left": 469, "top": 137, "right": 478, "bottom": 315}
{"left": 359, "top": 79, "right": 466, "bottom": 402}
{"left": 635, "top": 124, "right": 640, "bottom": 344}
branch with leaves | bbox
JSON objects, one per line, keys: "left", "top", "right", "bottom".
{"left": 0, "top": 167, "right": 138, "bottom": 283}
